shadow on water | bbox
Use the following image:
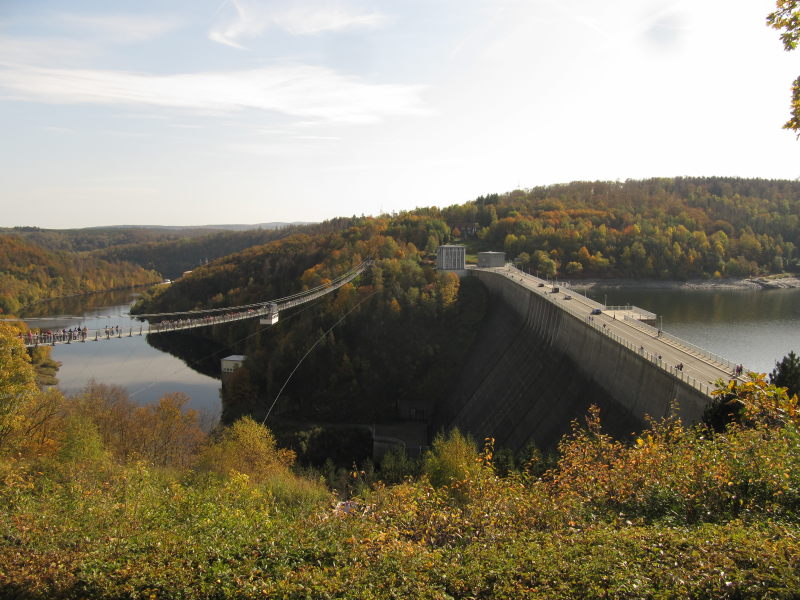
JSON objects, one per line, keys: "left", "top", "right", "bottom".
{"left": 145, "top": 330, "right": 229, "bottom": 380}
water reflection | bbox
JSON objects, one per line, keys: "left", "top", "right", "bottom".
{"left": 145, "top": 331, "right": 229, "bottom": 380}
{"left": 25, "top": 290, "right": 222, "bottom": 420}
{"left": 591, "top": 286, "right": 800, "bottom": 375}
{"left": 20, "top": 288, "right": 142, "bottom": 319}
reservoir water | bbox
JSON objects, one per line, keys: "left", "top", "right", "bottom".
{"left": 587, "top": 285, "right": 800, "bottom": 375}
{"left": 21, "top": 284, "right": 800, "bottom": 421}
{"left": 21, "top": 289, "right": 222, "bottom": 421}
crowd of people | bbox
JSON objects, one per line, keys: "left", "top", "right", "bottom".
{"left": 20, "top": 326, "right": 89, "bottom": 346}
{"left": 18, "top": 308, "right": 265, "bottom": 346}
{"left": 19, "top": 324, "right": 146, "bottom": 346}
{"left": 149, "top": 308, "right": 257, "bottom": 332}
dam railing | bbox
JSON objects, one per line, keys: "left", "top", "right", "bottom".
{"left": 622, "top": 314, "right": 735, "bottom": 372}
{"left": 590, "top": 317, "right": 716, "bottom": 396}
{"left": 502, "top": 265, "right": 720, "bottom": 397}
{"left": 607, "top": 305, "right": 657, "bottom": 320}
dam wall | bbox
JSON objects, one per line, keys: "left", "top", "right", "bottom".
{"left": 437, "top": 270, "right": 711, "bottom": 451}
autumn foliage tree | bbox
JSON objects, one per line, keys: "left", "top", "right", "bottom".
{"left": 62, "top": 382, "right": 206, "bottom": 468}
{"left": 197, "top": 416, "right": 297, "bottom": 483}
{"left": 768, "top": 1, "right": 800, "bottom": 134}
{"left": 447, "top": 178, "right": 800, "bottom": 278}
{"left": 0, "top": 235, "right": 161, "bottom": 314}
{"left": 0, "top": 323, "right": 37, "bottom": 450}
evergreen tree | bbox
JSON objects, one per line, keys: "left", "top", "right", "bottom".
{"left": 770, "top": 350, "right": 800, "bottom": 397}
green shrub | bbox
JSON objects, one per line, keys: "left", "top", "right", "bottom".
{"left": 57, "top": 414, "right": 107, "bottom": 466}
{"left": 262, "top": 472, "right": 330, "bottom": 509}
{"left": 379, "top": 446, "right": 418, "bottom": 484}
{"left": 422, "top": 428, "right": 484, "bottom": 489}
{"left": 197, "top": 416, "right": 294, "bottom": 482}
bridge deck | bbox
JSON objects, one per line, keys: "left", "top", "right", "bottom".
{"left": 20, "top": 261, "right": 370, "bottom": 348}
{"left": 482, "top": 265, "right": 744, "bottom": 397}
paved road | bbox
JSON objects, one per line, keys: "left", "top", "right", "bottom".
{"left": 489, "top": 266, "right": 742, "bottom": 397}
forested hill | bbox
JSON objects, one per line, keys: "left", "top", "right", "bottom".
{"left": 0, "top": 223, "right": 341, "bottom": 313}
{"left": 133, "top": 217, "right": 477, "bottom": 430}
{"left": 86, "top": 175, "right": 800, "bottom": 290}
{"left": 90, "top": 219, "right": 352, "bottom": 280}
{"left": 4, "top": 224, "right": 319, "bottom": 280}
{"left": 131, "top": 177, "right": 800, "bottom": 435}
{"left": 2, "top": 225, "right": 217, "bottom": 252}
{"left": 443, "top": 177, "right": 800, "bottom": 279}
{"left": 0, "top": 235, "right": 161, "bottom": 314}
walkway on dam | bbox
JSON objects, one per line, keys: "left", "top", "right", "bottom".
{"left": 484, "top": 264, "right": 744, "bottom": 397}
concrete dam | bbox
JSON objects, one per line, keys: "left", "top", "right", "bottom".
{"left": 437, "top": 268, "right": 723, "bottom": 451}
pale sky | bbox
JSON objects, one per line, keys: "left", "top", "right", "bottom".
{"left": 1, "top": 0, "right": 798, "bottom": 228}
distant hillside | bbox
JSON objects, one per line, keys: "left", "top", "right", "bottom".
{"left": 92, "top": 222, "right": 313, "bottom": 232}
{"left": 443, "top": 176, "right": 800, "bottom": 278}
{"left": 91, "top": 220, "right": 349, "bottom": 280}
{"left": 1, "top": 226, "right": 214, "bottom": 253}
{"left": 0, "top": 235, "right": 161, "bottom": 314}
{"left": 2, "top": 223, "right": 318, "bottom": 281}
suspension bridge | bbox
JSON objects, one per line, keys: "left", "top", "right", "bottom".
{"left": 16, "top": 259, "right": 372, "bottom": 348}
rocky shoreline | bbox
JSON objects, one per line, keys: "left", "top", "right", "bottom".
{"left": 566, "top": 274, "right": 800, "bottom": 290}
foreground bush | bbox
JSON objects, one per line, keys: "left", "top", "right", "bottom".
{"left": 1, "top": 324, "right": 799, "bottom": 599}
{"left": 2, "top": 446, "right": 799, "bottom": 599}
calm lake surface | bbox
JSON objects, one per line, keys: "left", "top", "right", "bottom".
{"left": 21, "top": 284, "right": 800, "bottom": 420}
{"left": 21, "top": 289, "right": 222, "bottom": 421}
{"left": 584, "top": 285, "right": 800, "bottom": 375}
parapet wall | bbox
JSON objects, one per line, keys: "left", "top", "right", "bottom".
{"left": 438, "top": 270, "right": 710, "bottom": 450}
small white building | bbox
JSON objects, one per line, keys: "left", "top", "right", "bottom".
{"left": 436, "top": 244, "right": 466, "bottom": 271}
{"left": 477, "top": 251, "right": 506, "bottom": 268}
{"left": 221, "top": 355, "right": 246, "bottom": 375}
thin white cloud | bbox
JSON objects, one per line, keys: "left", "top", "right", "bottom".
{"left": 210, "top": 0, "right": 388, "bottom": 47}
{"left": 274, "top": 6, "right": 389, "bottom": 35}
{"left": 58, "top": 13, "right": 182, "bottom": 43}
{"left": 0, "top": 35, "right": 95, "bottom": 65}
{"left": 0, "top": 63, "right": 429, "bottom": 124}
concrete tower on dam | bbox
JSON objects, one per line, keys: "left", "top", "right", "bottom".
{"left": 436, "top": 244, "right": 466, "bottom": 272}
{"left": 436, "top": 266, "right": 719, "bottom": 451}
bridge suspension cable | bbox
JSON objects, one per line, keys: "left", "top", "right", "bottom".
{"left": 19, "top": 258, "right": 374, "bottom": 348}
{"left": 131, "top": 259, "right": 373, "bottom": 318}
